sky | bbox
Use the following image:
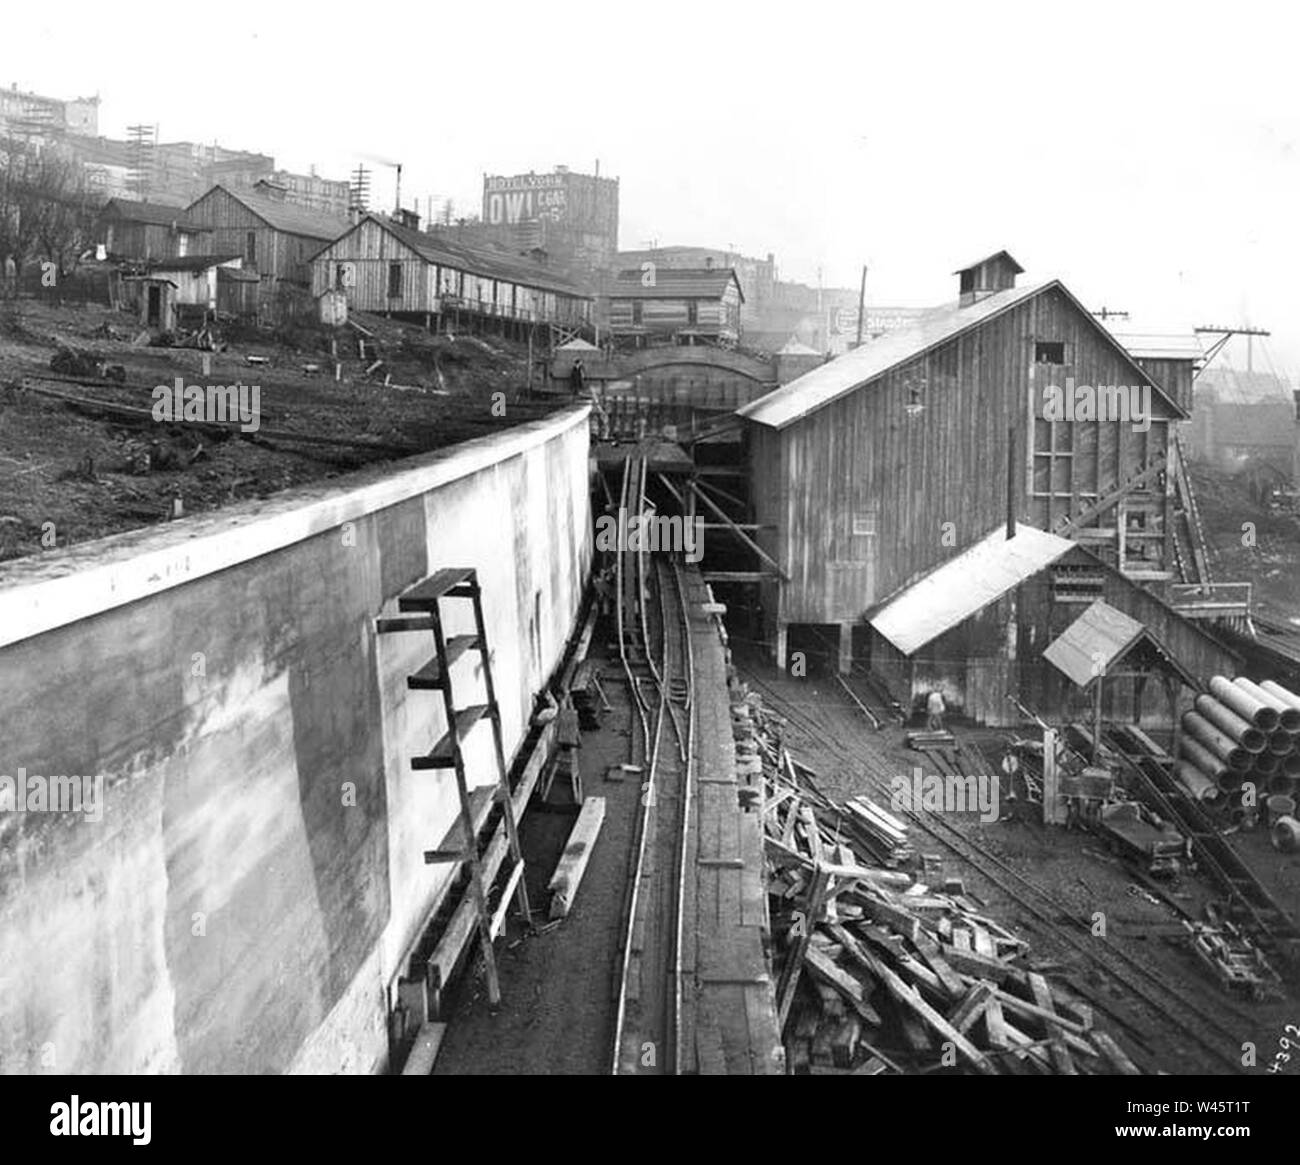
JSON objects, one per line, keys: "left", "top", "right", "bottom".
{"left": 9, "top": 0, "right": 1300, "bottom": 372}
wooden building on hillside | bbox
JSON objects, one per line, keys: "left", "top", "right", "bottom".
{"left": 735, "top": 251, "right": 1234, "bottom": 681}
{"left": 98, "top": 198, "right": 210, "bottom": 261}
{"left": 309, "top": 214, "right": 593, "bottom": 330}
{"left": 183, "top": 185, "right": 350, "bottom": 296}
{"left": 607, "top": 267, "right": 744, "bottom": 347}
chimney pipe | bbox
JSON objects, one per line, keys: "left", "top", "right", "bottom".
{"left": 394, "top": 163, "right": 402, "bottom": 215}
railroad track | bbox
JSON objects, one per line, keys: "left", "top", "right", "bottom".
{"left": 740, "top": 669, "right": 1251, "bottom": 1074}
{"left": 610, "top": 455, "right": 695, "bottom": 1074}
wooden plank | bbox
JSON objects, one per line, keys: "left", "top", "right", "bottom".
{"left": 854, "top": 944, "right": 998, "bottom": 1075}
{"left": 1028, "top": 970, "right": 1078, "bottom": 1075}
{"left": 776, "top": 865, "right": 831, "bottom": 1031}
{"left": 1093, "top": 1030, "right": 1142, "bottom": 1076}
{"left": 548, "top": 796, "right": 606, "bottom": 919}
{"left": 947, "top": 980, "right": 994, "bottom": 1035}
{"left": 804, "top": 945, "right": 881, "bottom": 1026}
{"left": 401, "top": 1022, "right": 448, "bottom": 1076}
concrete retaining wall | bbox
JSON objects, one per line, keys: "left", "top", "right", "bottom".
{"left": 0, "top": 406, "right": 592, "bottom": 1074}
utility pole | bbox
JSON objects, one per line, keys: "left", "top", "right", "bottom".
{"left": 1092, "top": 307, "right": 1129, "bottom": 321}
{"left": 1192, "top": 325, "right": 1271, "bottom": 380}
{"left": 855, "top": 264, "right": 868, "bottom": 348}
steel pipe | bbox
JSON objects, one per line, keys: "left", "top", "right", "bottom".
{"left": 1235, "top": 676, "right": 1300, "bottom": 733}
{"left": 1193, "top": 694, "right": 1267, "bottom": 752}
{"left": 1210, "top": 675, "right": 1280, "bottom": 732}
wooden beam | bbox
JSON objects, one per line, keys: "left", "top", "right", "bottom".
{"left": 688, "top": 480, "right": 789, "bottom": 580}
{"left": 401, "top": 1022, "right": 448, "bottom": 1076}
{"left": 548, "top": 796, "right": 606, "bottom": 919}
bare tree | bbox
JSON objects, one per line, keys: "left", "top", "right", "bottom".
{"left": 0, "top": 137, "right": 99, "bottom": 286}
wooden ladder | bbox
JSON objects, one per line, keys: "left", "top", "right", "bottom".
{"left": 378, "top": 566, "right": 531, "bottom": 1007}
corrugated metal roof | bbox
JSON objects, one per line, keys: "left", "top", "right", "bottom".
{"left": 868, "top": 523, "right": 1075, "bottom": 655}
{"left": 738, "top": 280, "right": 1052, "bottom": 429}
{"left": 1042, "top": 599, "right": 1147, "bottom": 688}
{"left": 610, "top": 268, "right": 744, "bottom": 301}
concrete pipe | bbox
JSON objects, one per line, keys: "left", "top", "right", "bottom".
{"left": 1174, "top": 760, "right": 1223, "bottom": 803}
{"left": 1261, "top": 680, "right": 1300, "bottom": 727}
{"left": 1179, "top": 735, "right": 1232, "bottom": 784}
{"left": 1285, "top": 753, "right": 1300, "bottom": 778}
{"left": 1267, "top": 776, "right": 1296, "bottom": 799}
{"left": 1193, "top": 694, "right": 1267, "bottom": 752}
{"left": 1252, "top": 751, "right": 1282, "bottom": 776}
{"left": 1271, "top": 815, "right": 1300, "bottom": 854}
{"left": 1181, "top": 710, "right": 1254, "bottom": 772}
{"left": 1235, "top": 676, "right": 1300, "bottom": 733}
{"left": 1268, "top": 728, "right": 1296, "bottom": 756}
{"left": 1210, "top": 675, "right": 1280, "bottom": 732}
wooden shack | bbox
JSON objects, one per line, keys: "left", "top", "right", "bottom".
{"left": 309, "top": 214, "right": 593, "bottom": 330}
{"left": 183, "top": 185, "right": 350, "bottom": 295}
{"left": 121, "top": 254, "right": 247, "bottom": 329}
{"left": 863, "top": 525, "right": 1240, "bottom": 726}
{"left": 98, "top": 198, "right": 209, "bottom": 262}
{"left": 607, "top": 267, "right": 744, "bottom": 347}
{"left": 736, "top": 251, "right": 1210, "bottom": 674}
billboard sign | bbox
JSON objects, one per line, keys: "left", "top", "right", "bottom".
{"left": 483, "top": 173, "right": 568, "bottom": 225}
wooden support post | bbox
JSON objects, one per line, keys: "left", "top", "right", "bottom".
{"left": 1041, "top": 727, "right": 1064, "bottom": 825}
{"left": 1092, "top": 676, "right": 1104, "bottom": 765}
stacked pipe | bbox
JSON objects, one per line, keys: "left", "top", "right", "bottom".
{"left": 1177, "top": 678, "right": 1300, "bottom": 818}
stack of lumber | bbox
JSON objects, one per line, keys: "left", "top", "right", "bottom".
{"left": 740, "top": 690, "right": 1144, "bottom": 1076}
{"left": 905, "top": 729, "right": 955, "bottom": 749}
{"left": 838, "top": 797, "right": 915, "bottom": 868}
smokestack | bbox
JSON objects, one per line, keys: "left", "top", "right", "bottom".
{"left": 394, "top": 163, "right": 402, "bottom": 214}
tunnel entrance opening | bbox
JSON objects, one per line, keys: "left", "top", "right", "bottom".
{"left": 785, "top": 622, "right": 841, "bottom": 678}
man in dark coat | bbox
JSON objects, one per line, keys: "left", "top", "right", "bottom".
{"left": 568, "top": 358, "right": 585, "bottom": 396}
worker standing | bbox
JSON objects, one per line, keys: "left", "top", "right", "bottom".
{"left": 926, "top": 689, "right": 946, "bottom": 732}
{"left": 568, "top": 358, "right": 586, "bottom": 397}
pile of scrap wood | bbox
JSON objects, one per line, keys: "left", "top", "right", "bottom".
{"left": 742, "top": 691, "right": 1143, "bottom": 1076}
